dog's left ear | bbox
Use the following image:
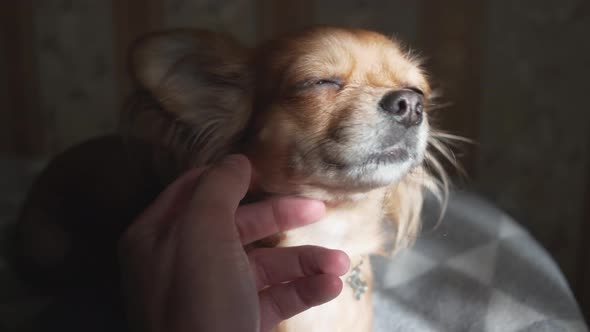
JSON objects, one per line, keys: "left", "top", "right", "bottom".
{"left": 123, "top": 29, "right": 252, "bottom": 167}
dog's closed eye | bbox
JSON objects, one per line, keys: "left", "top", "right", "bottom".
{"left": 125, "top": 25, "right": 451, "bottom": 255}
{"left": 297, "top": 78, "right": 343, "bottom": 90}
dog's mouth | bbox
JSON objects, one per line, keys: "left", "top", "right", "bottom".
{"left": 320, "top": 144, "right": 412, "bottom": 171}
{"left": 365, "top": 146, "right": 410, "bottom": 165}
{"left": 294, "top": 118, "right": 429, "bottom": 191}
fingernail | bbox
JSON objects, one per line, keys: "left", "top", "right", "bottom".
{"left": 219, "top": 154, "right": 247, "bottom": 168}
{"left": 334, "top": 250, "right": 351, "bottom": 274}
{"left": 300, "top": 200, "right": 326, "bottom": 222}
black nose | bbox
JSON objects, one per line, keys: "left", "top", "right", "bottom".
{"left": 379, "top": 90, "right": 424, "bottom": 127}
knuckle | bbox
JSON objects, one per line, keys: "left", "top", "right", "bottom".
{"left": 268, "top": 289, "right": 289, "bottom": 320}
{"left": 249, "top": 249, "right": 271, "bottom": 288}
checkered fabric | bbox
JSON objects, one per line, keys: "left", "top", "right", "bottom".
{"left": 372, "top": 192, "right": 588, "bottom": 332}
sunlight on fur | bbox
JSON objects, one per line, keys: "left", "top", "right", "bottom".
{"left": 121, "top": 26, "right": 462, "bottom": 332}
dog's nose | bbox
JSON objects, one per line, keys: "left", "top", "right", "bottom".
{"left": 379, "top": 90, "right": 424, "bottom": 127}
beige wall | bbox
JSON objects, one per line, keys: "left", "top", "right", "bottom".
{"left": 34, "top": 2, "right": 118, "bottom": 152}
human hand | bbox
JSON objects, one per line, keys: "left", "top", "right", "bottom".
{"left": 119, "top": 155, "right": 350, "bottom": 332}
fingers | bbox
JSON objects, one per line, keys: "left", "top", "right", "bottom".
{"left": 249, "top": 246, "right": 350, "bottom": 290}
{"left": 188, "top": 154, "right": 251, "bottom": 214}
{"left": 251, "top": 246, "right": 349, "bottom": 332}
{"left": 259, "top": 275, "right": 343, "bottom": 332}
{"left": 236, "top": 198, "right": 325, "bottom": 244}
{"left": 179, "top": 154, "right": 252, "bottom": 243}
{"left": 126, "top": 154, "right": 327, "bottom": 246}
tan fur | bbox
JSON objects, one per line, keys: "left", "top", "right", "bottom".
{"left": 124, "top": 26, "right": 449, "bottom": 331}
{"left": 13, "top": 26, "right": 452, "bottom": 331}
{"left": 124, "top": 29, "right": 252, "bottom": 170}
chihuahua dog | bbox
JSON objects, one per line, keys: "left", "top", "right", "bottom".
{"left": 11, "top": 26, "right": 452, "bottom": 331}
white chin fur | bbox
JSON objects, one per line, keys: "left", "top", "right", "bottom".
{"left": 349, "top": 119, "right": 429, "bottom": 187}
{"left": 295, "top": 119, "right": 430, "bottom": 200}
{"left": 353, "top": 159, "right": 415, "bottom": 186}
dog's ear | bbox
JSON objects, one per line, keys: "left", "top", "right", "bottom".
{"left": 123, "top": 29, "right": 252, "bottom": 168}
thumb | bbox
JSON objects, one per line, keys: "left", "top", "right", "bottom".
{"left": 177, "top": 154, "right": 260, "bottom": 332}
{"left": 189, "top": 154, "right": 252, "bottom": 211}
{"left": 181, "top": 154, "right": 252, "bottom": 242}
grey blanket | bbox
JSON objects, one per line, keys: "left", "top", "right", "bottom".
{"left": 0, "top": 159, "right": 587, "bottom": 331}
{"left": 372, "top": 192, "right": 588, "bottom": 332}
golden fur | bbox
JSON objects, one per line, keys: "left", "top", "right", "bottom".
{"left": 11, "top": 26, "right": 454, "bottom": 331}
{"left": 124, "top": 26, "right": 447, "bottom": 246}
{"left": 123, "top": 26, "right": 450, "bottom": 331}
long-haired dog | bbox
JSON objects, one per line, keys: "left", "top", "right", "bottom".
{"left": 10, "top": 26, "right": 454, "bottom": 331}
